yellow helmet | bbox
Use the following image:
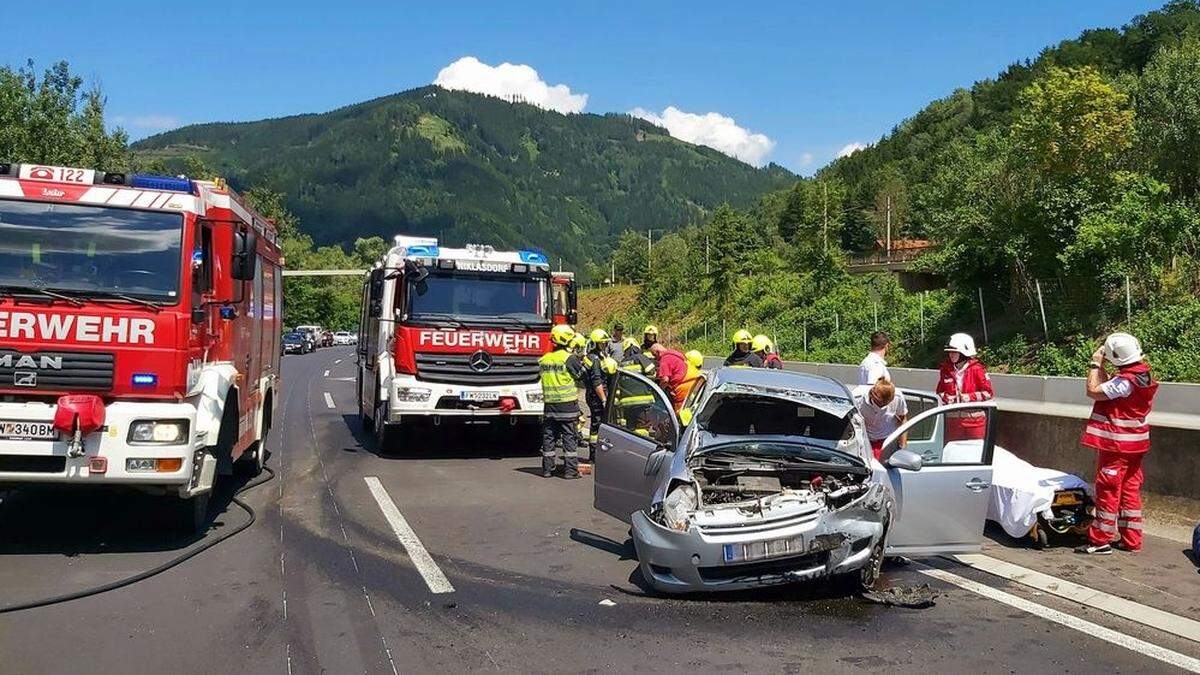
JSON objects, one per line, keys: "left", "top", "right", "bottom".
{"left": 550, "top": 324, "right": 576, "bottom": 346}
{"left": 622, "top": 336, "right": 640, "bottom": 350}
{"left": 752, "top": 334, "right": 773, "bottom": 353}
{"left": 732, "top": 329, "right": 754, "bottom": 345}
{"left": 601, "top": 356, "right": 618, "bottom": 375}
{"left": 685, "top": 349, "right": 704, "bottom": 369}
{"left": 589, "top": 328, "right": 611, "bottom": 344}
{"left": 643, "top": 325, "right": 659, "bottom": 337}
{"left": 569, "top": 334, "right": 587, "bottom": 351}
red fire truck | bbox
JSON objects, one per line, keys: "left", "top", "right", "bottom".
{"left": 0, "top": 163, "right": 283, "bottom": 531}
{"left": 356, "top": 235, "right": 576, "bottom": 448}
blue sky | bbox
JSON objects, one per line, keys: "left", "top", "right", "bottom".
{"left": 4, "top": 1, "right": 1166, "bottom": 173}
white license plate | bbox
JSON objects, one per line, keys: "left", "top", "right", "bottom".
{"left": 723, "top": 535, "right": 805, "bottom": 563}
{"left": 460, "top": 391, "right": 500, "bottom": 402}
{"left": 0, "top": 420, "right": 57, "bottom": 441}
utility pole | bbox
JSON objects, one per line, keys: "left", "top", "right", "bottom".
{"left": 610, "top": 259, "right": 615, "bottom": 285}
{"left": 885, "top": 194, "right": 892, "bottom": 258}
{"left": 646, "top": 229, "right": 661, "bottom": 275}
{"left": 822, "top": 182, "right": 829, "bottom": 252}
{"left": 705, "top": 235, "right": 710, "bottom": 275}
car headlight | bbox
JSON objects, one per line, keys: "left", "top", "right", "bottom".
{"left": 395, "top": 387, "right": 431, "bottom": 402}
{"left": 650, "top": 484, "right": 697, "bottom": 531}
{"left": 128, "top": 419, "right": 189, "bottom": 444}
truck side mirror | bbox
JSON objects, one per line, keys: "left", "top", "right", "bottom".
{"left": 231, "top": 229, "right": 259, "bottom": 281}
{"left": 369, "top": 300, "right": 383, "bottom": 318}
{"left": 567, "top": 309, "right": 579, "bottom": 325}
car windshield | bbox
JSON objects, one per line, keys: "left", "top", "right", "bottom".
{"left": 0, "top": 199, "right": 184, "bottom": 301}
{"left": 407, "top": 271, "right": 549, "bottom": 325}
{"left": 699, "top": 441, "right": 862, "bottom": 468}
{"left": 284, "top": 332, "right": 304, "bottom": 341}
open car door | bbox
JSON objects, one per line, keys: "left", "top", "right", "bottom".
{"left": 880, "top": 402, "right": 996, "bottom": 556}
{"left": 593, "top": 370, "right": 679, "bottom": 523}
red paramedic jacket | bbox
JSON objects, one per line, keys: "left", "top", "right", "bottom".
{"left": 936, "top": 358, "right": 993, "bottom": 438}
{"left": 1081, "top": 363, "right": 1158, "bottom": 454}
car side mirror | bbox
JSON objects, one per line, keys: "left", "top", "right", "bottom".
{"left": 231, "top": 229, "right": 259, "bottom": 281}
{"left": 886, "top": 449, "right": 923, "bottom": 472}
{"left": 369, "top": 300, "right": 383, "bottom": 318}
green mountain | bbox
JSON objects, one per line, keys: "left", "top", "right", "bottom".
{"left": 132, "top": 86, "right": 794, "bottom": 272}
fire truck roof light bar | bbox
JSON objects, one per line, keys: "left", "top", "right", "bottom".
{"left": 519, "top": 250, "right": 549, "bottom": 265}
{"left": 404, "top": 244, "right": 440, "bottom": 258}
{"left": 130, "top": 174, "right": 194, "bottom": 192}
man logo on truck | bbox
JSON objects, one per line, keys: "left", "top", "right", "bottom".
{"left": 0, "top": 354, "right": 64, "bottom": 370}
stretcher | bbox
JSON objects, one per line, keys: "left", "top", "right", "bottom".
{"left": 986, "top": 446, "right": 1093, "bottom": 549}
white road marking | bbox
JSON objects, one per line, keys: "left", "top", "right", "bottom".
{"left": 919, "top": 565, "right": 1200, "bottom": 674}
{"left": 334, "top": 359, "right": 342, "bottom": 365}
{"left": 364, "top": 476, "right": 455, "bottom": 594}
{"left": 323, "top": 392, "right": 335, "bottom": 409}
{"left": 323, "top": 370, "right": 330, "bottom": 377}
{"left": 952, "top": 553, "right": 1200, "bottom": 644}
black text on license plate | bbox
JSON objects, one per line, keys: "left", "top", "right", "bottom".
{"left": 0, "top": 420, "right": 57, "bottom": 440}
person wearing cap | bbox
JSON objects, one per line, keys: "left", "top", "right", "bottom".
{"left": 752, "top": 334, "right": 783, "bottom": 369}
{"left": 724, "top": 329, "right": 764, "bottom": 368}
{"left": 608, "top": 323, "right": 627, "bottom": 361}
{"left": 859, "top": 331, "right": 892, "bottom": 385}
{"left": 936, "top": 332, "right": 993, "bottom": 441}
{"left": 648, "top": 343, "right": 690, "bottom": 410}
{"left": 581, "top": 328, "right": 619, "bottom": 467}
{"left": 853, "top": 378, "right": 908, "bottom": 461}
{"left": 1077, "top": 333, "right": 1159, "bottom": 555}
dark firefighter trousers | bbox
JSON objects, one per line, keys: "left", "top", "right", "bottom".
{"left": 542, "top": 416, "right": 581, "bottom": 475}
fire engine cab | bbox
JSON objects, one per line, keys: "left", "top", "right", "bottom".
{"left": 0, "top": 163, "right": 283, "bottom": 531}
{"left": 356, "top": 235, "right": 576, "bottom": 448}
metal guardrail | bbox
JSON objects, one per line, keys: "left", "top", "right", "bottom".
{"left": 281, "top": 269, "right": 368, "bottom": 277}
{"left": 701, "top": 358, "right": 1200, "bottom": 431}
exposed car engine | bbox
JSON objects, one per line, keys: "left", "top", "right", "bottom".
{"left": 689, "top": 454, "right": 870, "bottom": 510}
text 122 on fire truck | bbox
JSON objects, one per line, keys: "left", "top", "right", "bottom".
{"left": 0, "top": 163, "right": 283, "bottom": 532}
{"left": 356, "top": 235, "right": 576, "bottom": 448}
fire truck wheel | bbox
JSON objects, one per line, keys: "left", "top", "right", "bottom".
{"left": 373, "top": 399, "right": 396, "bottom": 452}
{"left": 236, "top": 441, "right": 266, "bottom": 477}
{"left": 175, "top": 492, "right": 211, "bottom": 535}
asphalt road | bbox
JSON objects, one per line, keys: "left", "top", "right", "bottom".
{"left": 1, "top": 346, "right": 1197, "bottom": 674}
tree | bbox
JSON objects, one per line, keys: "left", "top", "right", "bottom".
{"left": 1137, "top": 35, "right": 1200, "bottom": 197}
{"left": 0, "top": 60, "right": 128, "bottom": 169}
{"left": 704, "top": 204, "right": 754, "bottom": 313}
{"left": 611, "top": 230, "right": 648, "bottom": 284}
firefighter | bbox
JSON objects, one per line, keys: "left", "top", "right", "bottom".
{"left": 618, "top": 335, "right": 657, "bottom": 378}
{"left": 581, "top": 328, "right": 618, "bottom": 467}
{"left": 539, "top": 325, "right": 587, "bottom": 479}
{"left": 724, "top": 329, "right": 764, "bottom": 367}
{"left": 1077, "top": 333, "right": 1158, "bottom": 555}
{"left": 936, "top": 332, "right": 993, "bottom": 441}
{"left": 569, "top": 332, "right": 590, "bottom": 450}
{"left": 641, "top": 325, "right": 659, "bottom": 356}
{"left": 753, "top": 334, "right": 783, "bottom": 369}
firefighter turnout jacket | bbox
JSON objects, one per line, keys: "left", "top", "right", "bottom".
{"left": 724, "top": 350, "right": 764, "bottom": 368}
{"left": 539, "top": 347, "right": 586, "bottom": 420}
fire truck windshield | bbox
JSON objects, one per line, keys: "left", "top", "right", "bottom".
{"left": 407, "top": 271, "right": 549, "bottom": 326}
{"left": 0, "top": 199, "right": 184, "bottom": 302}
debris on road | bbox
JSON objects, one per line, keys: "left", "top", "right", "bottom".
{"left": 598, "top": 599, "right": 616, "bottom": 607}
{"left": 861, "top": 584, "right": 938, "bottom": 609}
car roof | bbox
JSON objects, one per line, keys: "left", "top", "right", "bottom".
{"left": 707, "top": 366, "right": 851, "bottom": 400}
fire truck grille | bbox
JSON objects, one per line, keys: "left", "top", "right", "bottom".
{"left": 415, "top": 353, "right": 540, "bottom": 386}
{"left": 0, "top": 350, "right": 115, "bottom": 392}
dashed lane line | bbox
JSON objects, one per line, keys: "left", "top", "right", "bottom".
{"left": 323, "top": 392, "right": 335, "bottom": 409}
{"left": 323, "top": 370, "right": 330, "bottom": 377}
{"left": 918, "top": 565, "right": 1200, "bottom": 674}
{"left": 364, "top": 476, "right": 456, "bottom": 594}
{"left": 950, "top": 553, "right": 1200, "bottom": 645}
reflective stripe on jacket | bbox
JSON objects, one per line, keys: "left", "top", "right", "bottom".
{"left": 539, "top": 348, "right": 579, "bottom": 404}
{"left": 1082, "top": 363, "right": 1158, "bottom": 454}
{"left": 936, "top": 358, "right": 993, "bottom": 427}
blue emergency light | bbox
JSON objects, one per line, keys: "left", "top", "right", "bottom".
{"left": 519, "top": 249, "right": 549, "bottom": 265}
{"left": 405, "top": 244, "right": 440, "bottom": 258}
{"left": 130, "top": 174, "right": 194, "bottom": 192}
{"left": 131, "top": 373, "right": 158, "bottom": 387}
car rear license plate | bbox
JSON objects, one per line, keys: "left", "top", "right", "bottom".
{"left": 460, "top": 391, "right": 500, "bottom": 402}
{"left": 0, "top": 420, "right": 57, "bottom": 441}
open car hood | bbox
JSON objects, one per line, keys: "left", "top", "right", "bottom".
{"left": 695, "top": 382, "right": 856, "bottom": 427}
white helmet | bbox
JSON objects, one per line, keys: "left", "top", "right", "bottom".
{"left": 1103, "top": 332, "right": 1143, "bottom": 367}
{"left": 945, "top": 332, "right": 977, "bottom": 358}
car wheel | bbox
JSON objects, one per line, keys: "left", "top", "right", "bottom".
{"left": 858, "top": 533, "right": 886, "bottom": 591}
{"left": 373, "top": 398, "right": 395, "bottom": 452}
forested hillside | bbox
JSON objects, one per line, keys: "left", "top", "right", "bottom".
{"left": 601, "top": 1, "right": 1200, "bottom": 381}
{"left": 132, "top": 87, "right": 794, "bottom": 275}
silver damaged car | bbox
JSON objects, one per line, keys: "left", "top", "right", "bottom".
{"left": 592, "top": 367, "right": 997, "bottom": 594}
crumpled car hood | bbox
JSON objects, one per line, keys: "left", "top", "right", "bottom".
{"left": 694, "top": 382, "right": 855, "bottom": 427}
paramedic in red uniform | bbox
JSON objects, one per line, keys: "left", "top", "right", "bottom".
{"left": 649, "top": 343, "right": 689, "bottom": 411}
{"left": 1077, "top": 333, "right": 1158, "bottom": 555}
{"left": 936, "top": 333, "right": 993, "bottom": 442}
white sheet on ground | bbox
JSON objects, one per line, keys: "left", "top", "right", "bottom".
{"left": 987, "top": 446, "right": 1091, "bottom": 538}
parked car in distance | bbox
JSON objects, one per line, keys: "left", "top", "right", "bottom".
{"left": 593, "top": 366, "right": 997, "bottom": 594}
{"left": 283, "top": 330, "right": 315, "bottom": 354}
{"left": 320, "top": 330, "right": 334, "bottom": 348}
{"left": 333, "top": 331, "right": 356, "bottom": 345}
{"left": 294, "top": 325, "right": 324, "bottom": 348}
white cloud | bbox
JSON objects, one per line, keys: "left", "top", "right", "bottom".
{"left": 433, "top": 56, "right": 587, "bottom": 114}
{"left": 798, "top": 152, "right": 815, "bottom": 168}
{"left": 113, "top": 114, "right": 181, "bottom": 133}
{"left": 630, "top": 106, "right": 775, "bottom": 166}
{"left": 836, "top": 142, "right": 867, "bottom": 158}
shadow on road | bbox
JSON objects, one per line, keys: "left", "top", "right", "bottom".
{"left": 0, "top": 466, "right": 259, "bottom": 556}
{"left": 340, "top": 413, "right": 541, "bottom": 460}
